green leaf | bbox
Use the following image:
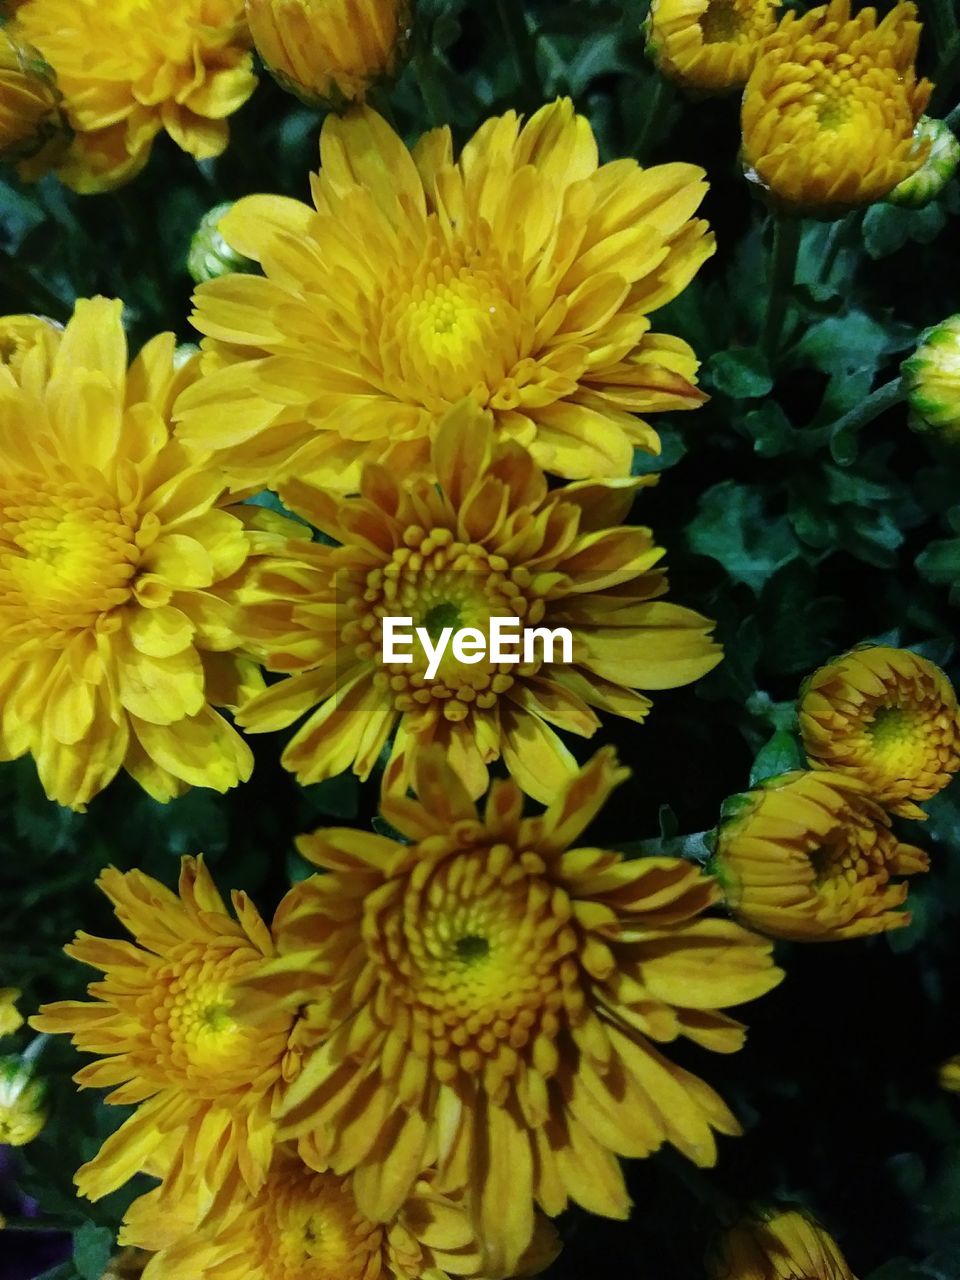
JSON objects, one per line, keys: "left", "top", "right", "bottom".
{"left": 749, "top": 730, "right": 805, "bottom": 786}
{"left": 73, "top": 1222, "right": 113, "bottom": 1280}
{"left": 631, "top": 427, "right": 686, "bottom": 475}
{"left": 687, "top": 481, "right": 801, "bottom": 593}
{"left": 299, "top": 771, "right": 360, "bottom": 821}
{"left": 705, "top": 348, "right": 773, "bottom": 399}
{"left": 796, "top": 309, "right": 915, "bottom": 378}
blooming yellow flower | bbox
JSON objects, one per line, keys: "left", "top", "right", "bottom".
{"left": 242, "top": 748, "right": 782, "bottom": 1273}
{"left": 0, "top": 987, "right": 24, "bottom": 1037}
{"left": 646, "top": 0, "right": 779, "bottom": 93}
{"left": 903, "top": 315, "right": 960, "bottom": 441}
{"left": 236, "top": 400, "right": 721, "bottom": 803}
{"left": 128, "top": 1149, "right": 558, "bottom": 1280}
{"left": 0, "top": 1055, "right": 47, "bottom": 1146}
{"left": 176, "top": 98, "right": 714, "bottom": 490}
{"left": 246, "top": 0, "right": 412, "bottom": 108}
{"left": 0, "top": 26, "right": 65, "bottom": 165}
{"left": 32, "top": 858, "right": 299, "bottom": 1225}
{"left": 798, "top": 645, "right": 960, "bottom": 819}
{"left": 712, "top": 770, "right": 929, "bottom": 941}
{"left": 11, "top": 0, "right": 256, "bottom": 193}
{"left": 0, "top": 313, "right": 61, "bottom": 380}
{"left": 710, "top": 1208, "right": 856, "bottom": 1280}
{"left": 740, "top": 0, "right": 932, "bottom": 212}
{"left": 0, "top": 296, "right": 276, "bottom": 810}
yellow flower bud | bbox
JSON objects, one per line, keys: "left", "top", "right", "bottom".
{"left": 0, "top": 988, "right": 23, "bottom": 1038}
{"left": 940, "top": 1055, "right": 960, "bottom": 1093}
{"left": 0, "top": 1055, "right": 47, "bottom": 1146}
{"left": 245, "top": 0, "right": 413, "bottom": 108}
{"left": 902, "top": 316, "right": 960, "bottom": 441}
{"left": 645, "top": 0, "right": 779, "bottom": 94}
{"left": 886, "top": 116, "right": 960, "bottom": 209}
{"left": 710, "top": 1208, "right": 857, "bottom": 1280}
{"left": 0, "top": 27, "right": 66, "bottom": 165}
{"left": 712, "top": 770, "right": 929, "bottom": 941}
{"left": 0, "top": 313, "right": 62, "bottom": 380}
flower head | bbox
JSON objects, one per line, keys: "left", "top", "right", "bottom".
{"left": 131, "top": 1149, "right": 558, "bottom": 1280}
{"left": 177, "top": 98, "right": 713, "bottom": 490}
{"left": 741, "top": 0, "right": 932, "bottom": 212}
{"left": 902, "top": 315, "right": 960, "bottom": 441}
{"left": 886, "top": 116, "right": 960, "bottom": 209}
{"left": 0, "top": 1054, "right": 47, "bottom": 1145}
{"left": 0, "top": 27, "right": 66, "bottom": 165}
{"left": 32, "top": 858, "right": 298, "bottom": 1223}
{"left": 0, "top": 987, "right": 24, "bottom": 1037}
{"left": 246, "top": 0, "right": 412, "bottom": 108}
{"left": 11, "top": 0, "right": 256, "bottom": 192}
{"left": 0, "top": 313, "right": 61, "bottom": 380}
{"left": 798, "top": 645, "right": 960, "bottom": 819}
{"left": 713, "top": 770, "right": 929, "bottom": 941}
{"left": 710, "top": 1208, "right": 856, "bottom": 1280}
{"left": 236, "top": 400, "right": 721, "bottom": 803}
{"left": 646, "top": 0, "right": 779, "bottom": 93}
{"left": 243, "top": 748, "right": 782, "bottom": 1272}
{"left": 0, "top": 296, "right": 276, "bottom": 810}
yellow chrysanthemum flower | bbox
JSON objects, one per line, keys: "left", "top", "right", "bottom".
{"left": 236, "top": 400, "right": 721, "bottom": 803}
{"left": 128, "top": 1149, "right": 558, "bottom": 1280}
{"left": 646, "top": 0, "right": 779, "bottom": 93}
{"left": 0, "top": 296, "right": 278, "bottom": 810}
{"left": 32, "top": 858, "right": 299, "bottom": 1227}
{"left": 242, "top": 748, "right": 782, "bottom": 1273}
{"left": 11, "top": 0, "right": 256, "bottom": 193}
{"left": 902, "top": 315, "right": 960, "bottom": 441}
{"left": 176, "top": 98, "right": 714, "bottom": 490}
{"left": 711, "top": 1208, "right": 856, "bottom": 1280}
{"left": 798, "top": 645, "right": 960, "bottom": 819}
{"left": 0, "top": 26, "right": 65, "bottom": 164}
{"left": 0, "top": 1055, "right": 47, "bottom": 1146}
{"left": 712, "top": 770, "right": 929, "bottom": 941}
{"left": 0, "top": 313, "right": 61, "bottom": 380}
{"left": 741, "top": 0, "right": 932, "bottom": 212}
{"left": 0, "top": 987, "right": 24, "bottom": 1037}
{"left": 246, "top": 0, "right": 412, "bottom": 108}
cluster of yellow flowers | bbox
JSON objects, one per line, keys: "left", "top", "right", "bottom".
{"left": 0, "top": 2, "right": 958, "bottom": 1279}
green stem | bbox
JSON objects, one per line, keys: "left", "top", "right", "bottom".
{"left": 829, "top": 376, "right": 906, "bottom": 458}
{"left": 761, "top": 215, "right": 802, "bottom": 362}
{"left": 412, "top": 46, "right": 448, "bottom": 128}
{"left": 630, "top": 830, "right": 715, "bottom": 862}
{"left": 634, "top": 76, "right": 671, "bottom": 163}
{"left": 817, "top": 210, "right": 863, "bottom": 285}
{"left": 22, "top": 1033, "right": 50, "bottom": 1066}
{"left": 495, "top": 0, "right": 540, "bottom": 102}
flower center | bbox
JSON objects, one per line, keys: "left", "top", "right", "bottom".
{"left": 865, "top": 704, "right": 927, "bottom": 773}
{"left": 261, "top": 1167, "right": 382, "bottom": 1280}
{"left": 0, "top": 468, "right": 141, "bottom": 642}
{"left": 809, "top": 821, "right": 893, "bottom": 896}
{"left": 144, "top": 944, "right": 275, "bottom": 1095}
{"left": 364, "top": 842, "right": 582, "bottom": 1081}
{"left": 339, "top": 530, "right": 553, "bottom": 723}
{"left": 700, "top": 0, "right": 746, "bottom": 44}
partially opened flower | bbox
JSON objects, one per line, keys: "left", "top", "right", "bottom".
{"left": 11, "top": 0, "right": 256, "bottom": 192}
{"left": 0, "top": 987, "right": 24, "bottom": 1037}
{"left": 646, "top": 0, "right": 779, "bottom": 93}
{"left": 246, "top": 0, "right": 412, "bottom": 108}
{"left": 32, "top": 858, "right": 299, "bottom": 1225}
{"left": 130, "top": 1149, "right": 559, "bottom": 1280}
{"left": 243, "top": 748, "right": 782, "bottom": 1273}
{"left": 741, "top": 0, "right": 931, "bottom": 212}
{"left": 710, "top": 1208, "right": 856, "bottom": 1280}
{"left": 236, "top": 400, "right": 721, "bottom": 803}
{"left": 0, "top": 1054, "right": 47, "bottom": 1146}
{"left": 0, "top": 296, "right": 274, "bottom": 809}
{"left": 712, "top": 770, "right": 929, "bottom": 941}
{"left": 0, "top": 27, "right": 66, "bottom": 166}
{"left": 0, "top": 313, "right": 61, "bottom": 380}
{"left": 798, "top": 646, "right": 960, "bottom": 819}
{"left": 177, "top": 98, "right": 713, "bottom": 490}
{"left": 902, "top": 315, "right": 960, "bottom": 442}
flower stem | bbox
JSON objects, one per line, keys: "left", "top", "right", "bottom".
{"left": 634, "top": 75, "right": 671, "bottom": 162}
{"left": 412, "top": 46, "right": 448, "bottom": 129}
{"left": 829, "top": 376, "right": 906, "bottom": 460}
{"left": 761, "top": 215, "right": 802, "bottom": 362}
